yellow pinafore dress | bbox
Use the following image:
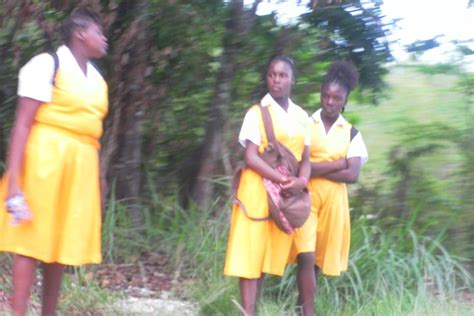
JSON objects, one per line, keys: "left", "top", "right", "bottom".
{"left": 224, "top": 104, "right": 316, "bottom": 278}
{"left": 309, "top": 116, "right": 352, "bottom": 276}
{"left": 0, "top": 60, "right": 108, "bottom": 265}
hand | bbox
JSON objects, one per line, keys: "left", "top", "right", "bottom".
{"left": 278, "top": 175, "right": 290, "bottom": 184}
{"left": 5, "top": 193, "right": 32, "bottom": 225}
{"left": 280, "top": 176, "right": 306, "bottom": 195}
{"left": 5, "top": 176, "right": 32, "bottom": 225}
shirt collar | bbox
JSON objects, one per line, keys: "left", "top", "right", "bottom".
{"left": 260, "top": 93, "right": 298, "bottom": 114}
{"left": 57, "top": 45, "right": 76, "bottom": 64}
{"left": 311, "top": 108, "right": 348, "bottom": 127}
{"left": 57, "top": 45, "right": 96, "bottom": 78}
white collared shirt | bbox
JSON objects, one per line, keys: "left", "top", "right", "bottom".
{"left": 311, "top": 109, "right": 368, "bottom": 165}
{"left": 239, "top": 93, "right": 310, "bottom": 147}
{"left": 17, "top": 45, "right": 102, "bottom": 102}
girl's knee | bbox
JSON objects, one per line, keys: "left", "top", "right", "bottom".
{"left": 297, "top": 252, "right": 315, "bottom": 267}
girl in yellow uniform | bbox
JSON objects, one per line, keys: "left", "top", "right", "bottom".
{"left": 224, "top": 56, "right": 316, "bottom": 316}
{"left": 308, "top": 61, "right": 368, "bottom": 281}
{"left": 0, "top": 8, "right": 108, "bottom": 315}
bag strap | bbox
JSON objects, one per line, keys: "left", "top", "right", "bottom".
{"left": 231, "top": 163, "right": 270, "bottom": 221}
{"left": 231, "top": 162, "right": 244, "bottom": 199}
{"left": 259, "top": 104, "right": 277, "bottom": 144}
{"left": 350, "top": 126, "right": 358, "bottom": 141}
{"left": 234, "top": 197, "right": 270, "bottom": 221}
{"left": 48, "top": 51, "right": 59, "bottom": 86}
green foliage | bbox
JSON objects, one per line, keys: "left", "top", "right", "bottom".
{"left": 410, "top": 63, "right": 461, "bottom": 76}
{"left": 348, "top": 64, "right": 474, "bottom": 262}
{"left": 0, "top": 254, "right": 12, "bottom": 292}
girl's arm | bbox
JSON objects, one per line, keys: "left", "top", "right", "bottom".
{"left": 310, "top": 158, "right": 347, "bottom": 177}
{"left": 323, "top": 157, "right": 362, "bottom": 183}
{"left": 281, "top": 146, "right": 310, "bottom": 192}
{"left": 244, "top": 141, "right": 288, "bottom": 183}
{"left": 6, "top": 97, "right": 41, "bottom": 198}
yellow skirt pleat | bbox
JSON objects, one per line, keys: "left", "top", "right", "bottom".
{"left": 0, "top": 124, "right": 102, "bottom": 265}
{"left": 310, "top": 177, "right": 350, "bottom": 276}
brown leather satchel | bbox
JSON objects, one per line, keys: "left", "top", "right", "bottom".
{"left": 232, "top": 105, "right": 311, "bottom": 234}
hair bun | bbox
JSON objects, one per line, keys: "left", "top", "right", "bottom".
{"left": 326, "top": 60, "right": 359, "bottom": 91}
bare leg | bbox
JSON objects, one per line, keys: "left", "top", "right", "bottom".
{"left": 239, "top": 274, "right": 264, "bottom": 316}
{"left": 255, "top": 274, "right": 265, "bottom": 314}
{"left": 296, "top": 252, "right": 315, "bottom": 316}
{"left": 41, "top": 262, "right": 65, "bottom": 316}
{"left": 11, "top": 255, "right": 37, "bottom": 316}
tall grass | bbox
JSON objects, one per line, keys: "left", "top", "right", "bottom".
{"left": 310, "top": 218, "right": 472, "bottom": 314}
{"left": 98, "top": 188, "right": 473, "bottom": 315}
{"left": 256, "top": 212, "right": 473, "bottom": 315}
{"left": 59, "top": 266, "right": 118, "bottom": 313}
{"left": 2, "top": 188, "right": 469, "bottom": 314}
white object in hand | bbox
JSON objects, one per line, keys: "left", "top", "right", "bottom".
{"left": 5, "top": 194, "right": 32, "bottom": 226}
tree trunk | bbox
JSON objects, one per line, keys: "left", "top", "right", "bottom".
{"left": 101, "top": 0, "right": 152, "bottom": 228}
{"left": 190, "top": 0, "right": 261, "bottom": 210}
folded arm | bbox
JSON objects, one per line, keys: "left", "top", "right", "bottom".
{"left": 323, "top": 157, "right": 362, "bottom": 183}
{"left": 310, "top": 158, "right": 347, "bottom": 177}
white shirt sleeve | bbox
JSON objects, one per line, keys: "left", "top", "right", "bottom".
{"left": 347, "top": 132, "right": 368, "bottom": 165}
{"left": 238, "top": 109, "right": 261, "bottom": 147}
{"left": 17, "top": 53, "right": 55, "bottom": 102}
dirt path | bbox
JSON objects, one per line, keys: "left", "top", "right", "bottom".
{"left": 110, "top": 293, "right": 196, "bottom": 315}
{"left": 1, "top": 291, "right": 197, "bottom": 315}
{"left": 1, "top": 252, "right": 198, "bottom": 315}
{"left": 93, "top": 252, "right": 198, "bottom": 314}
